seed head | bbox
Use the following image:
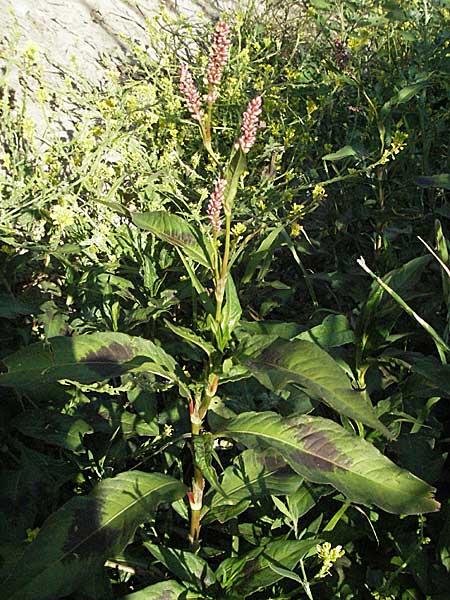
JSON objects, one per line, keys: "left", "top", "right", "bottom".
{"left": 179, "top": 63, "right": 204, "bottom": 121}
{"left": 207, "top": 178, "right": 227, "bottom": 234}
{"left": 235, "top": 96, "right": 263, "bottom": 154}
{"left": 204, "top": 21, "right": 231, "bottom": 104}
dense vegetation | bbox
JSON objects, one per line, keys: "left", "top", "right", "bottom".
{"left": 0, "top": 1, "right": 449, "bottom": 598}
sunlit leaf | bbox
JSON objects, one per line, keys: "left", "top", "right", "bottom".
{"left": 220, "top": 411, "right": 440, "bottom": 514}
{"left": 242, "top": 337, "right": 391, "bottom": 437}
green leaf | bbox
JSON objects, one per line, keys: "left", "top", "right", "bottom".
{"left": 144, "top": 543, "right": 216, "bottom": 590}
{"left": 164, "top": 319, "right": 216, "bottom": 358}
{"left": 241, "top": 226, "right": 284, "bottom": 284}
{"left": 119, "top": 581, "right": 185, "bottom": 599}
{"left": 242, "top": 337, "right": 391, "bottom": 437}
{"left": 13, "top": 410, "right": 93, "bottom": 453}
{"left": 204, "top": 448, "right": 302, "bottom": 524}
{"left": 219, "top": 274, "right": 242, "bottom": 349}
{"left": 416, "top": 173, "right": 450, "bottom": 190}
{"left": 219, "top": 411, "right": 440, "bottom": 514}
{"left": 2, "top": 471, "right": 186, "bottom": 600}
{"left": 322, "top": 144, "right": 368, "bottom": 162}
{"left": 193, "top": 434, "right": 226, "bottom": 496}
{"left": 224, "top": 148, "right": 248, "bottom": 212}
{"left": 381, "top": 79, "right": 429, "bottom": 117}
{"left": 294, "top": 314, "right": 354, "bottom": 347}
{"left": 216, "top": 538, "right": 318, "bottom": 596}
{"left": 132, "top": 211, "right": 212, "bottom": 269}
{"left": 0, "top": 332, "right": 187, "bottom": 395}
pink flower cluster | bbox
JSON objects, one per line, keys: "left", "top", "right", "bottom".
{"left": 179, "top": 63, "right": 204, "bottom": 121}
{"left": 235, "top": 96, "right": 263, "bottom": 154}
{"left": 204, "top": 21, "right": 231, "bottom": 104}
{"left": 207, "top": 178, "right": 227, "bottom": 234}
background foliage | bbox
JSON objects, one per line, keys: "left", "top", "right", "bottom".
{"left": 0, "top": 0, "right": 449, "bottom": 598}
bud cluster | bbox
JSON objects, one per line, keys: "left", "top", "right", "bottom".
{"left": 235, "top": 96, "right": 263, "bottom": 154}
{"left": 204, "top": 21, "right": 231, "bottom": 104}
{"left": 179, "top": 63, "right": 204, "bottom": 121}
{"left": 207, "top": 178, "right": 227, "bottom": 234}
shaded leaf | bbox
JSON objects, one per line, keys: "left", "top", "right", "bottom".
{"left": 204, "top": 448, "right": 302, "bottom": 524}
{"left": 144, "top": 543, "right": 215, "bottom": 590}
{"left": 2, "top": 471, "right": 186, "bottom": 600}
{"left": 216, "top": 538, "right": 318, "bottom": 596}
{"left": 416, "top": 173, "right": 450, "bottom": 190}
{"left": 13, "top": 410, "right": 92, "bottom": 453}
{"left": 219, "top": 411, "right": 440, "bottom": 514}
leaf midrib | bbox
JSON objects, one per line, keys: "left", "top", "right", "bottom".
{"left": 8, "top": 478, "right": 182, "bottom": 596}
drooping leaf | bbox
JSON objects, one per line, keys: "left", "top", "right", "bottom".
{"left": 219, "top": 411, "right": 440, "bottom": 514}
{"left": 0, "top": 332, "right": 187, "bottom": 396}
{"left": 216, "top": 538, "right": 319, "bottom": 596}
{"left": 242, "top": 337, "right": 391, "bottom": 437}
{"left": 119, "top": 580, "right": 185, "bottom": 599}
{"left": 144, "top": 543, "right": 216, "bottom": 590}
{"left": 164, "top": 319, "right": 216, "bottom": 357}
{"left": 132, "top": 211, "right": 212, "bottom": 269}
{"left": 204, "top": 448, "right": 302, "bottom": 524}
{"left": 2, "top": 471, "right": 186, "bottom": 600}
{"left": 13, "top": 410, "right": 92, "bottom": 453}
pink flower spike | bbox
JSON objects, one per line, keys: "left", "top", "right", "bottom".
{"left": 179, "top": 63, "right": 204, "bottom": 121}
{"left": 207, "top": 178, "right": 227, "bottom": 234}
{"left": 235, "top": 96, "right": 263, "bottom": 154}
{"left": 204, "top": 21, "right": 231, "bottom": 104}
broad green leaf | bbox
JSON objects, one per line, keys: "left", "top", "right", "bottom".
{"left": 220, "top": 411, "right": 440, "bottom": 514}
{"left": 236, "top": 320, "right": 304, "bottom": 340}
{"left": 2, "top": 471, "right": 186, "bottom": 600}
{"left": 144, "top": 543, "right": 216, "bottom": 589}
{"left": 216, "top": 538, "right": 319, "bottom": 596}
{"left": 322, "top": 144, "right": 368, "bottom": 162}
{"left": 0, "top": 294, "right": 34, "bottom": 318}
{"left": 204, "top": 448, "right": 302, "bottom": 524}
{"left": 416, "top": 173, "right": 450, "bottom": 190}
{"left": 119, "top": 580, "right": 185, "bottom": 599}
{"left": 0, "top": 332, "right": 187, "bottom": 395}
{"left": 132, "top": 211, "right": 211, "bottom": 269}
{"left": 13, "top": 410, "right": 92, "bottom": 453}
{"left": 242, "top": 337, "right": 391, "bottom": 437}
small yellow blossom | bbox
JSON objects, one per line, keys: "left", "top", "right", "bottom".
{"left": 50, "top": 204, "right": 75, "bottom": 229}
{"left": 312, "top": 184, "right": 327, "bottom": 200}
{"left": 232, "top": 223, "right": 247, "bottom": 237}
{"left": 316, "top": 542, "right": 345, "bottom": 578}
{"left": 163, "top": 424, "right": 174, "bottom": 438}
{"left": 290, "top": 223, "right": 303, "bottom": 238}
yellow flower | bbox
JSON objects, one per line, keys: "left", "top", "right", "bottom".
{"left": 312, "top": 184, "right": 327, "bottom": 200}
{"left": 232, "top": 223, "right": 247, "bottom": 237}
{"left": 290, "top": 223, "right": 303, "bottom": 238}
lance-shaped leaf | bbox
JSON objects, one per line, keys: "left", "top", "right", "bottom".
{"left": 144, "top": 543, "right": 216, "bottom": 590}
{"left": 216, "top": 538, "right": 319, "bottom": 596}
{"left": 119, "top": 581, "right": 185, "bottom": 599}
{"left": 0, "top": 332, "right": 188, "bottom": 396}
{"left": 242, "top": 337, "right": 391, "bottom": 437}
{"left": 219, "top": 411, "right": 440, "bottom": 515}
{"left": 2, "top": 471, "right": 186, "bottom": 600}
{"left": 204, "top": 448, "right": 302, "bottom": 524}
{"left": 132, "top": 211, "right": 212, "bottom": 269}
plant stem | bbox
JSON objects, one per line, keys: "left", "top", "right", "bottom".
{"left": 323, "top": 501, "right": 350, "bottom": 532}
